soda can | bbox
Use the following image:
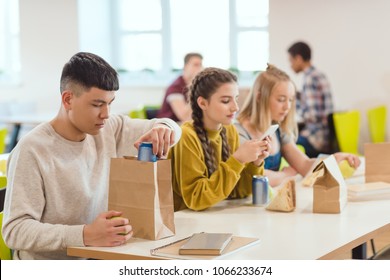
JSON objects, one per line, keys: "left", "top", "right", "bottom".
{"left": 252, "top": 175, "right": 269, "bottom": 205}
{"left": 138, "top": 142, "right": 157, "bottom": 162}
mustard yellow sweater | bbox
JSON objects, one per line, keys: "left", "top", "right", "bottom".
{"left": 169, "top": 122, "right": 264, "bottom": 211}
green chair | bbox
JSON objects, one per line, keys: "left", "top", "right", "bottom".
{"left": 0, "top": 159, "right": 5, "bottom": 175}
{"left": 279, "top": 144, "right": 305, "bottom": 170}
{"left": 144, "top": 105, "right": 160, "bottom": 119}
{"left": 333, "top": 110, "right": 360, "bottom": 155}
{"left": 0, "top": 211, "right": 12, "bottom": 260}
{"left": 367, "top": 105, "right": 387, "bottom": 143}
{"left": 0, "top": 128, "right": 7, "bottom": 154}
{"left": 129, "top": 105, "right": 161, "bottom": 119}
{"left": 129, "top": 107, "right": 146, "bottom": 119}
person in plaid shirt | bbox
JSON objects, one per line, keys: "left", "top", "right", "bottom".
{"left": 288, "top": 41, "right": 333, "bottom": 157}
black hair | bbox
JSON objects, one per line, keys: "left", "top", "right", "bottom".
{"left": 60, "top": 52, "right": 119, "bottom": 94}
{"left": 287, "top": 42, "right": 311, "bottom": 61}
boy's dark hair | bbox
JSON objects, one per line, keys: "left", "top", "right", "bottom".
{"left": 184, "top": 52, "right": 203, "bottom": 65}
{"left": 287, "top": 42, "right": 311, "bottom": 61}
{"left": 60, "top": 52, "right": 119, "bottom": 94}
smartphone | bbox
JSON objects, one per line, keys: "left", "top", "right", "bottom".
{"left": 260, "top": 124, "right": 279, "bottom": 140}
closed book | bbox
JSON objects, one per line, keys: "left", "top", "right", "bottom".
{"left": 178, "top": 232, "right": 233, "bottom": 255}
{"left": 348, "top": 181, "right": 390, "bottom": 201}
{"left": 150, "top": 234, "right": 260, "bottom": 260}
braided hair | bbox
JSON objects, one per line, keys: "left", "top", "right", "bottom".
{"left": 188, "top": 67, "right": 237, "bottom": 176}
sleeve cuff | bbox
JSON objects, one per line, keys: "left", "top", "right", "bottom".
{"left": 226, "top": 156, "right": 246, "bottom": 173}
{"left": 64, "top": 225, "right": 85, "bottom": 248}
{"left": 246, "top": 161, "right": 264, "bottom": 175}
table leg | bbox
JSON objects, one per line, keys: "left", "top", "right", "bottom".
{"left": 352, "top": 243, "right": 367, "bottom": 259}
{"left": 7, "top": 124, "right": 21, "bottom": 153}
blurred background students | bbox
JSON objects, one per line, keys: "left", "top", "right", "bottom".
{"left": 287, "top": 41, "right": 334, "bottom": 157}
{"left": 157, "top": 52, "right": 203, "bottom": 123}
{"left": 235, "top": 64, "right": 360, "bottom": 187}
{"left": 169, "top": 67, "right": 270, "bottom": 211}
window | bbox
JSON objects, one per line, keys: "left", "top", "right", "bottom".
{"left": 234, "top": 0, "right": 269, "bottom": 71}
{"left": 0, "top": 0, "right": 20, "bottom": 85}
{"left": 80, "top": 0, "right": 269, "bottom": 86}
{"left": 115, "top": 0, "right": 164, "bottom": 72}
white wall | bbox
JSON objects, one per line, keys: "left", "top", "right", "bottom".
{"left": 1, "top": 0, "right": 390, "bottom": 152}
{"left": 269, "top": 0, "right": 390, "bottom": 152}
{"left": 0, "top": 0, "right": 79, "bottom": 112}
{"left": 78, "top": 0, "right": 112, "bottom": 61}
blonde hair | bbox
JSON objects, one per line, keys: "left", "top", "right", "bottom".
{"left": 237, "top": 64, "right": 298, "bottom": 139}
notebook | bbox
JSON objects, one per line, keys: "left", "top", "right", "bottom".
{"left": 348, "top": 181, "right": 390, "bottom": 201}
{"left": 179, "top": 232, "right": 233, "bottom": 255}
{"left": 150, "top": 233, "right": 260, "bottom": 260}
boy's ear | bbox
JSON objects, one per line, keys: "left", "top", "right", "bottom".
{"left": 296, "top": 54, "right": 305, "bottom": 64}
{"left": 62, "top": 91, "right": 74, "bottom": 110}
{"left": 197, "top": 96, "right": 208, "bottom": 110}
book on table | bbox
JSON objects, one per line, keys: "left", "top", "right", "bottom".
{"left": 150, "top": 232, "right": 260, "bottom": 260}
{"left": 347, "top": 181, "right": 390, "bottom": 201}
{"left": 178, "top": 232, "right": 233, "bottom": 255}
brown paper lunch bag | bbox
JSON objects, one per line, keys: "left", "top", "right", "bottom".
{"left": 365, "top": 143, "right": 390, "bottom": 183}
{"left": 312, "top": 155, "right": 347, "bottom": 214}
{"left": 108, "top": 156, "right": 175, "bottom": 240}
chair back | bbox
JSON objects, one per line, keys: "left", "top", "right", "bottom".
{"left": 129, "top": 108, "right": 146, "bottom": 119}
{"left": 144, "top": 105, "right": 160, "bottom": 119}
{"left": 129, "top": 105, "right": 161, "bottom": 119}
{"left": 367, "top": 105, "right": 387, "bottom": 143}
{"left": 333, "top": 110, "right": 360, "bottom": 154}
{"left": 0, "top": 128, "right": 7, "bottom": 154}
{"left": 0, "top": 211, "right": 12, "bottom": 260}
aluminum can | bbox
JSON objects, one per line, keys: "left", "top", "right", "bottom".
{"left": 138, "top": 142, "right": 157, "bottom": 162}
{"left": 252, "top": 175, "right": 269, "bottom": 205}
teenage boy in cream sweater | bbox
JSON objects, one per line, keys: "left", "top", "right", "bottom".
{"left": 2, "top": 52, "right": 181, "bottom": 259}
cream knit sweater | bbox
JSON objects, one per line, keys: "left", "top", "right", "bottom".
{"left": 2, "top": 114, "right": 180, "bottom": 259}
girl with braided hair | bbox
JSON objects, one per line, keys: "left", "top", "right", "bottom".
{"left": 235, "top": 64, "right": 360, "bottom": 187}
{"left": 169, "top": 67, "right": 270, "bottom": 211}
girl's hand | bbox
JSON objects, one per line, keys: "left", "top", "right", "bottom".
{"left": 233, "top": 137, "right": 270, "bottom": 164}
{"left": 281, "top": 166, "right": 298, "bottom": 177}
{"left": 333, "top": 152, "right": 361, "bottom": 168}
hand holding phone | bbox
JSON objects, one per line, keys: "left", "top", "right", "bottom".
{"left": 260, "top": 124, "right": 279, "bottom": 140}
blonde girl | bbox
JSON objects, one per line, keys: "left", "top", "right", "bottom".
{"left": 236, "top": 64, "right": 360, "bottom": 187}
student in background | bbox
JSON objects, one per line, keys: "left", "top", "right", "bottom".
{"left": 157, "top": 53, "right": 203, "bottom": 123}
{"left": 235, "top": 64, "right": 360, "bottom": 187}
{"left": 2, "top": 52, "right": 181, "bottom": 260}
{"left": 287, "top": 41, "right": 333, "bottom": 157}
{"left": 169, "top": 67, "right": 270, "bottom": 211}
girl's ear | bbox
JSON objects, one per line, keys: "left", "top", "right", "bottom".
{"left": 197, "top": 96, "right": 208, "bottom": 110}
{"left": 256, "top": 91, "right": 262, "bottom": 103}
